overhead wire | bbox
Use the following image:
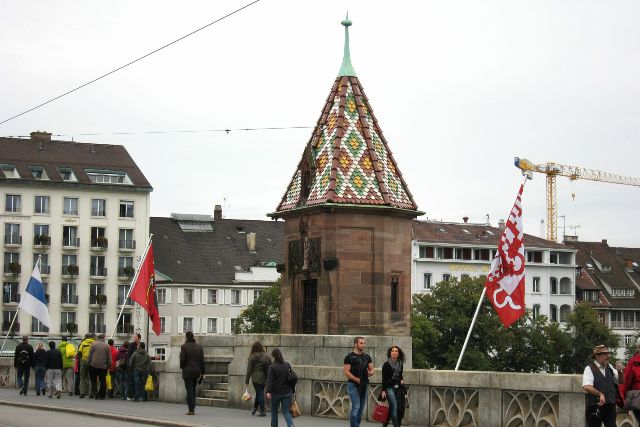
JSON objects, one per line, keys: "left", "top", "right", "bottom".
{"left": 0, "top": 0, "right": 261, "bottom": 126}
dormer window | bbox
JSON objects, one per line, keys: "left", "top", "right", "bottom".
{"left": 58, "top": 167, "right": 77, "bottom": 182}
{"left": 0, "top": 164, "right": 20, "bottom": 179}
{"left": 86, "top": 170, "right": 132, "bottom": 185}
{"left": 30, "top": 166, "right": 48, "bottom": 180}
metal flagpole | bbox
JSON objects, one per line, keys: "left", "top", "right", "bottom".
{"left": 111, "top": 235, "right": 153, "bottom": 339}
{"left": 0, "top": 256, "right": 40, "bottom": 354}
{"left": 455, "top": 287, "right": 486, "bottom": 371}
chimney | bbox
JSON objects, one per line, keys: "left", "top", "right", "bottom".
{"left": 462, "top": 216, "right": 469, "bottom": 223}
{"left": 540, "top": 219, "right": 545, "bottom": 238}
{"left": 214, "top": 204, "right": 222, "bottom": 220}
{"left": 498, "top": 218, "right": 506, "bottom": 229}
{"left": 30, "top": 131, "right": 52, "bottom": 142}
{"left": 601, "top": 239, "right": 608, "bottom": 246}
{"left": 247, "top": 232, "right": 256, "bottom": 252}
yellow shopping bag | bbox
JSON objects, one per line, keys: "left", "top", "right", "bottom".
{"left": 106, "top": 373, "right": 112, "bottom": 390}
{"left": 144, "top": 375, "right": 154, "bottom": 392}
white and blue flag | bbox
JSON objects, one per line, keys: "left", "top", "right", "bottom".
{"left": 21, "top": 261, "right": 51, "bottom": 329}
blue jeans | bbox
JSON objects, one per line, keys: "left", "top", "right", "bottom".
{"left": 270, "top": 392, "right": 294, "bottom": 427}
{"left": 385, "top": 387, "right": 399, "bottom": 427}
{"left": 347, "top": 381, "right": 367, "bottom": 427}
{"left": 253, "top": 382, "right": 265, "bottom": 411}
{"left": 133, "top": 371, "right": 146, "bottom": 401}
{"left": 184, "top": 377, "right": 197, "bottom": 412}
{"left": 34, "top": 366, "right": 46, "bottom": 393}
{"left": 16, "top": 366, "right": 31, "bottom": 393}
{"left": 117, "top": 369, "right": 128, "bottom": 399}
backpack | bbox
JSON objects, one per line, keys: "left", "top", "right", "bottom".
{"left": 17, "top": 349, "right": 30, "bottom": 366}
{"left": 117, "top": 357, "right": 126, "bottom": 369}
{"left": 65, "top": 343, "right": 77, "bottom": 358}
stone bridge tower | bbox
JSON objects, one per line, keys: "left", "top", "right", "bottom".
{"left": 269, "top": 17, "right": 422, "bottom": 336}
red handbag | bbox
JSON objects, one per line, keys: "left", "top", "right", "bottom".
{"left": 372, "top": 402, "right": 390, "bottom": 422}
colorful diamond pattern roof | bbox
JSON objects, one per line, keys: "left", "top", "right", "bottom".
{"left": 276, "top": 75, "right": 418, "bottom": 212}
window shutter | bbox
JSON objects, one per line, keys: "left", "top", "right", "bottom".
{"left": 225, "top": 318, "right": 231, "bottom": 334}
{"left": 165, "top": 288, "right": 172, "bottom": 304}
{"left": 192, "top": 317, "right": 200, "bottom": 334}
{"left": 177, "top": 288, "right": 184, "bottom": 304}
{"left": 218, "top": 289, "right": 224, "bottom": 305}
{"left": 165, "top": 316, "right": 171, "bottom": 334}
{"left": 225, "top": 289, "right": 231, "bottom": 305}
{"left": 194, "top": 289, "right": 201, "bottom": 305}
{"left": 177, "top": 316, "right": 184, "bottom": 334}
{"left": 201, "top": 317, "right": 207, "bottom": 334}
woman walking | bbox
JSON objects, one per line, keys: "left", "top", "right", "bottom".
{"left": 623, "top": 337, "right": 640, "bottom": 421}
{"left": 179, "top": 331, "right": 205, "bottom": 415}
{"left": 34, "top": 343, "right": 47, "bottom": 396}
{"left": 244, "top": 341, "right": 271, "bottom": 417}
{"left": 380, "top": 346, "right": 405, "bottom": 427}
{"left": 265, "top": 348, "right": 294, "bottom": 427}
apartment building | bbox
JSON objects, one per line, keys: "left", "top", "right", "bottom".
{"left": 0, "top": 132, "right": 152, "bottom": 341}
{"left": 147, "top": 208, "right": 283, "bottom": 360}
{"left": 411, "top": 220, "right": 577, "bottom": 321}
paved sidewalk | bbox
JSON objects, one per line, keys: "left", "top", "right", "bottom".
{"left": 0, "top": 388, "right": 378, "bottom": 427}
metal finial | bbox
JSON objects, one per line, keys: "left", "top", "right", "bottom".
{"left": 338, "top": 12, "right": 356, "bottom": 77}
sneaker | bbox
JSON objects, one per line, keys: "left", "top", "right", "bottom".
{"left": 252, "top": 408, "right": 257, "bottom": 415}
{"left": 57, "top": 391, "right": 61, "bottom": 399}
{"left": 186, "top": 411, "right": 194, "bottom": 415}
{"left": 48, "top": 395, "right": 53, "bottom": 399}
{"left": 79, "top": 395, "right": 85, "bottom": 399}
{"left": 259, "top": 411, "right": 266, "bottom": 417}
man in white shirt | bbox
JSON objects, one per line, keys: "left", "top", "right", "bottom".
{"left": 582, "top": 345, "right": 623, "bottom": 427}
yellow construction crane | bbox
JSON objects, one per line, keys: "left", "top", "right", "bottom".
{"left": 514, "top": 157, "right": 640, "bottom": 242}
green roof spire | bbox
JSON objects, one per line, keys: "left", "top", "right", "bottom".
{"left": 338, "top": 13, "right": 356, "bottom": 77}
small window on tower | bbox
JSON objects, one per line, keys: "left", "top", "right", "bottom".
{"left": 391, "top": 275, "right": 399, "bottom": 312}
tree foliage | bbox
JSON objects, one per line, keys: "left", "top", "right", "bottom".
{"left": 233, "top": 279, "right": 281, "bottom": 334}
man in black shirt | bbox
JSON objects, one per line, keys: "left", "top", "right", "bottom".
{"left": 14, "top": 335, "right": 34, "bottom": 395}
{"left": 343, "top": 336, "right": 374, "bottom": 427}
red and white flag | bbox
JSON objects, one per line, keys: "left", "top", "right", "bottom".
{"left": 485, "top": 183, "right": 526, "bottom": 328}
{"left": 130, "top": 242, "right": 161, "bottom": 336}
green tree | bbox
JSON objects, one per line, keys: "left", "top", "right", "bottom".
{"left": 625, "top": 330, "right": 640, "bottom": 361}
{"left": 233, "top": 279, "right": 281, "bottom": 334}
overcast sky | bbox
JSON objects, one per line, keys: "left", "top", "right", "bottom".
{"left": 1, "top": 1, "right": 639, "bottom": 247}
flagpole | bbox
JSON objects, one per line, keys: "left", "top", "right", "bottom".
{"left": 0, "top": 256, "right": 41, "bottom": 354}
{"left": 111, "top": 235, "right": 153, "bottom": 339}
{"left": 455, "top": 287, "right": 486, "bottom": 371}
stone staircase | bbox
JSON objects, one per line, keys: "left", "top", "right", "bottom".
{"left": 196, "top": 356, "right": 232, "bottom": 408}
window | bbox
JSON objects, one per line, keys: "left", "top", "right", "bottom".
{"left": 3, "top": 282, "right": 20, "bottom": 303}
{"left": 157, "top": 288, "right": 167, "bottom": 305}
{"left": 559, "top": 305, "right": 571, "bottom": 322}
{"left": 559, "top": 278, "right": 571, "bottom": 295}
{"left": 160, "top": 317, "right": 167, "bottom": 334}
{"left": 2, "top": 310, "right": 17, "bottom": 331}
{"left": 91, "top": 199, "right": 106, "bottom": 216}
{"left": 63, "top": 226, "right": 79, "bottom": 247}
{"left": 89, "top": 284, "right": 105, "bottom": 305}
{"left": 231, "top": 289, "right": 241, "bottom": 305}
{"left": 63, "top": 197, "right": 78, "bottom": 215}
{"left": 30, "top": 166, "right": 48, "bottom": 180}
{"left": 58, "top": 167, "right": 77, "bottom": 182}
{"left": 90, "top": 255, "right": 106, "bottom": 276}
{"left": 91, "top": 227, "right": 107, "bottom": 248}
{"left": 207, "top": 289, "right": 218, "bottom": 304}
{"left": 391, "top": 275, "right": 399, "bottom": 312}
{"left": 442, "top": 247, "right": 454, "bottom": 259}
{"left": 550, "top": 304, "right": 558, "bottom": 322}
{"left": 118, "top": 285, "right": 132, "bottom": 306}
{"left": 582, "top": 289, "right": 599, "bottom": 302}
{"left": 154, "top": 347, "right": 166, "bottom": 361}
{"left": 423, "top": 273, "right": 432, "bottom": 289}
{"left": 550, "top": 277, "right": 558, "bottom": 295}
{"left": 625, "top": 335, "right": 635, "bottom": 347}
{"left": 526, "top": 251, "right": 543, "bottom": 263}
{"left": 87, "top": 171, "right": 129, "bottom": 184}
{"left": 116, "top": 313, "right": 133, "bottom": 333}
{"left": 118, "top": 256, "right": 133, "bottom": 276}
{"left": 532, "top": 304, "right": 540, "bottom": 319}
{"left": 34, "top": 253, "right": 49, "bottom": 275}
{"left": 474, "top": 249, "right": 491, "bottom": 261}
{"left": 253, "top": 290, "right": 263, "bottom": 301}
{"left": 5, "top": 194, "right": 21, "bottom": 213}
{"left": 443, "top": 273, "right": 451, "bottom": 282}
{"left": 1, "top": 164, "right": 19, "bottom": 178}
{"left": 61, "top": 283, "right": 77, "bottom": 304}
{"left": 4, "top": 223, "right": 21, "bottom": 245}
{"left": 532, "top": 277, "right": 540, "bottom": 293}
{"left": 119, "top": 229, "right": 135, "bottom": 250}
{"left": 60, "top": 312, "right": 76, "bottom": 332}
{"left": 207, "top": 318, "right": 218, "bottom": 333}
{"left": 62, "top": 254, "right": 77, "bottom": 268}
{"left": 457, "top": 248, "right": 472, "bottom": 260}
{"left": 34, "top": 196, "right": 49, "bottom": 214}
{"left": 419, "top": 246, "right": 434, "bottom": 258}
{"left": 89, "top": 312, "right": 105, "bottom": 334}
{"left": 3, "top": 252, "right": 20, "bottom": 274}
{"left": 184, "top": 289, "right": 194, "bottom": 305}
{"left": 32, "top": 316, "right": 49, "bottom": 333}
{"left": 183, "top": 317, "right": 194, "bottom": 333}
{"left": 34, "top": 224, "right": 49, "bottom": 246}
{"left": 119, "top": 200, "right": 134, "bottom": 218}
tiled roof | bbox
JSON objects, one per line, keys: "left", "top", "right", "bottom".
{"left": 0, "top": 137, "right": 152, "bottom": 190}
{"left": 274, "top": 21, "right": 417, "bottom": 213}
{"left": 150, "top": 216, "right": 284, "bottom": 285}
{"left": 412, "top": 220, "right": 568, "bottom": 249}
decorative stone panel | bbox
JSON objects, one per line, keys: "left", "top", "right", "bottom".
{"left": 617, "top": 412, "right": 638, "bottom": 427}
{"left": 312, "top": 380, "right": 351, "bottom": 419}
{"left": 503, "top": 390, "right": 559, "bottom": 427}
{"left": 431, "top": 387, "right": 479, "bottom": 426}
{"left": 0, "top": 366, "right": 10, "bottom": 387}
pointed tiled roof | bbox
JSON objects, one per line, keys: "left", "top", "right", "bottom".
{"left": 274, "top": 19, "right": 418, "bottom": 214}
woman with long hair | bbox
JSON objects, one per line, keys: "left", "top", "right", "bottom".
{"left": 623, "top": 338, "right": 640, "bottom": 422}
{"left": 380, "top": 346, "right": 405, "bottom": 427}
{"left": 244, "top": 341, "right": 271, "bottom": 416}
{"left": 34, "top": 342, "right": 47, "bottom": 396}
{"left": 265, "top": 348, "right": 294, "bottom": 427}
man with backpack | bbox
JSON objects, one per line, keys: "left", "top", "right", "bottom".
{"left": 58, "top": 336, "right": 76, "bottom": 396}
{"left": 78, "top": 333, "right": 95, "bottom": 398}
{"left": 14, "top": 335, "right": 34, "bottom": 395}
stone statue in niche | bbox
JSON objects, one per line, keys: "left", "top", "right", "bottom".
{"left": 302, "top": 237, "right": 311, "bottom": 271}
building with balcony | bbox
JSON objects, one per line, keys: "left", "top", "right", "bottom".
{"left": 0, "top": 131, "right": 152, "bottom": 341}
{"left": 411, "top": 219, "right": 578, "bottom": 322}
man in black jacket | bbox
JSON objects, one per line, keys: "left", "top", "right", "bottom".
{"left": 14, "top": 335, "right": 34, "bottom": 395}
{"left": 45, "top": 341, "right": 63, "bottom": 398}
{"left": 179, "top": 331, "right": 205, "bottom": 415}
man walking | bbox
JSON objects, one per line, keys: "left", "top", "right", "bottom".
{"left": 88, "top": 334, "right": 111, "bottom": 400}
{"left": 14, "top": 335, "right": 34, "bottom": 395}
{"left": 180, "top": 331, "right": 205, "bottom": 415}
{"left": 58, "top": 336, "right": 75, "bottom": 396}
{"left": 126, "top": 333, "right": 141, "bottom": 400}
{"left": 583, "top": 344, "right": 624, "bottom": 427}
{"left": 343, "top": 336, "right": 374, "bottom": 427}
{"left": 78, "top": 333, "right": 95, "bottom": 398}
{"left": 45, "top": 341, "right": 63, "bottom": 398}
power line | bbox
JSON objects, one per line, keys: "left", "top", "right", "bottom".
{"left": 0, "top": 0, "right": 261, "bottom": 127}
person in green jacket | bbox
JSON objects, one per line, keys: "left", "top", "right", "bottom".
{"left": 129, "top": 342, "right": 151, "bottom": 402}
{"left": 78, "top": 333, "right": 95, "bottom": 398}
{"left": 58, "top": 336, "right": 75, "bottom": 396}
{"left": 244, "top": 341, "right": 272, "bottom": 417}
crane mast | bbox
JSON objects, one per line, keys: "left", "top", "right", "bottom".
{"left": 514, "top": 157, "right": 640, "bottom": 242}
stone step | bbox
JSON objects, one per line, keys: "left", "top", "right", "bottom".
{"left": 196, "top": 397, "right": 229, "bottom": 408}
{"left": 211, "top": 382, "right": 228, "bottom": 391}
{"left": 204, "top": 374, "right": 228, "bottom": 383}
{"left": 201, "top": 389, "right": 228, "bottom": 399}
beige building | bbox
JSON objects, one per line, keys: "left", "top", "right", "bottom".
{"left": 0, "top": 132, "right": 152, "bottom": 341}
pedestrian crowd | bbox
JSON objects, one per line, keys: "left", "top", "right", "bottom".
{"left": 14, "top": 332, "right": 152, "bottom": 402}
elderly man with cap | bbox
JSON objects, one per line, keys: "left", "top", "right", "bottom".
{"left": 583, "top": 344, "right": 623, "bottom": 427}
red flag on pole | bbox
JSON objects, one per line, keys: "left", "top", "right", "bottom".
{"left": 130, "top": 243, "right": 161, "bottom": 336}
{"left": 485, "top": 183, "right": 526, "bottom": 328}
